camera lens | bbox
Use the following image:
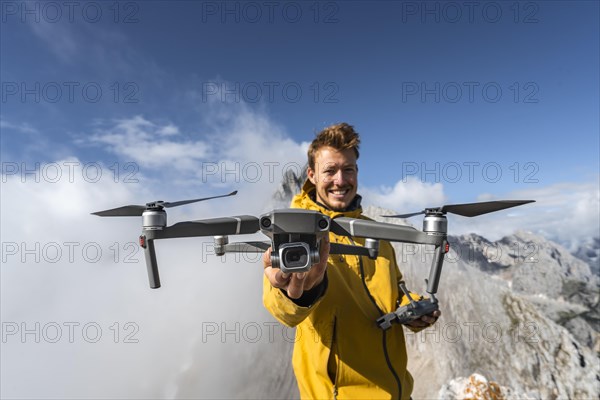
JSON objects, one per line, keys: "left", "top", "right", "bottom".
{"left": 282, "top": 247, "right": 308, "bottom": 268}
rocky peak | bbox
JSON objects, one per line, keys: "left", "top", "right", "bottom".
{"left": 271, "top": 164, "right": 308, "bottom": 207}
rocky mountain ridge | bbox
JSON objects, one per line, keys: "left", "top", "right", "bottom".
{"left": 449, "top": 230, "right": 599, "bottom": 350}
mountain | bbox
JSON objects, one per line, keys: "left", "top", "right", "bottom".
{"left": 450, "top": 230, "right": 599, "bottom": 350}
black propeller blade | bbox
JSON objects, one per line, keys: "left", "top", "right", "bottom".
{"left": 386, "top": 200, "right": 535, "bottom": 219}
{"left": 440, "top": 200, "right": 535, "bottom": 217}
{"left": 91, "top": 190, "right": 238, "bottom": 217}
{"left": 386, "top": 211, "right": 425, "bottom": 219}
{"left": 92, "top": 204, "right": 147, "bottom": 217}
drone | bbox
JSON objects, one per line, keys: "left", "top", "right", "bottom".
{"left": 92, "top": 192, "right": 534, "bottom": 330}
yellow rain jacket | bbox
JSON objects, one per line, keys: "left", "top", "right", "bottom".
{"left": 263, "top": 180, "right": 423, "bottom": 400}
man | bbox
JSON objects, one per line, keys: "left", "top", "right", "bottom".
{"left": 263, "top": 123, "right": 440, "bottom": 399}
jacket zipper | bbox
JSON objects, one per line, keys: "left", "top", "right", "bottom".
{"left": 330, "top": 316, "right": 338, "bottom": 400}
{"left": 349, "top": 237, "right": 403, "bottom": 400}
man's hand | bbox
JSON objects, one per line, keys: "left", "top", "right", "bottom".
{"left": 405, "top": 309, "right": 441, "bottom": 329}
{"left": 263, "top": 236, "right": 330, "bottom": 299}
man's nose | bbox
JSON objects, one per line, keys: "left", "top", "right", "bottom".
{"left": 332, "top": 170, "right": 346, "bottom": 185}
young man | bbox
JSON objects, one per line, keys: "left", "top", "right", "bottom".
{"left": 263, "top": 123, "right": 440, "bottom": 399}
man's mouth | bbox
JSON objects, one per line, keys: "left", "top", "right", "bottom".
{"left": 329, "top": 188, "right": 350, "bottom": 198}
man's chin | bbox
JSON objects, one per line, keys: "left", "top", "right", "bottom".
{"left": 326, "top": 199, "right": 350, "bottom": 211}
{"left": 316, "top": 193, "right": 354, "bottom": 211}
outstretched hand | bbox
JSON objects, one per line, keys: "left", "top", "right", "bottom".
{"left": 263, "top": 236, "right": 330, "bottom": 299}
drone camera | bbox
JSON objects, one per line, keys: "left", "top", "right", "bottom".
{"left": 281, "top": 243, "right": 311, "bottom": 271}
{"left": 272, "top": 242, "right": 319, "bottom": 273}
{"left": 258, "top": 210, "right": 332, "bottom": 273}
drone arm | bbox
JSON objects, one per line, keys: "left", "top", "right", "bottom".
{"left": 330, "top": 218, "right": 440, "bottom": 245}
{"left": 141, "top": 237, "right": 160, "bottom": 289}
{"left": 215, "top": 240, "right": 271, "bottom": 255}
{"left": 329, "top": 242, "right": 378, "bottom": 259}
{"left": 145, "top": 216, "right": 260, "bottom": 240}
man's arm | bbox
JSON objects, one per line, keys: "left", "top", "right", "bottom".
{"left": 262, "top": 236, "right": 330, "bottom": 327}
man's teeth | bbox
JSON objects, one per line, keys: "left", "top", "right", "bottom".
{"left": 330, "top": 190, "right": 348, "bottom": 195}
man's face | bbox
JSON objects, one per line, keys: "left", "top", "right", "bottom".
{"left": 307, "top": 146, "right": 358, "bottom": 211}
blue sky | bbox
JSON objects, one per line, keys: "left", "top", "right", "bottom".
{"left": 2, "top": 0, "right": 598, "bottom": 196}
{"left": 1, "top": 2, "right": 599, "bottom": 398}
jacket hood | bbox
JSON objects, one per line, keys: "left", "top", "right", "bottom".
{"left": 291, "top": 179, "right": 363, "bottom": 219}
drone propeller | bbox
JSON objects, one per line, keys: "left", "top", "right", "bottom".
{"left": 386, "top": 199, "right": 535, "bottom": 218}
{"left": 91, "top": 190, "right": 238, "bottom": 217}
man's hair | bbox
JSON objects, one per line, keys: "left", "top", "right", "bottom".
{"left": 307, "top": 122, "right": 360, "bottom": 169}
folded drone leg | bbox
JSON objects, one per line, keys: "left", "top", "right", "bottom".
{"left": 426, "top": 238, "right": 447, "bottom": 295}
{"left": 142, "top": 237, "right": 160, "bottom": 289}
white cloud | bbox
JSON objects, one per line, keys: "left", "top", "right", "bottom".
{"left": 81, "top": 103, "right": 307, "bottom": 213}
{"left": 361, "top": 176, "right": 447, "bottom": 214}
{"left": 86, "top": 115, "right": 210, "bottom": 172}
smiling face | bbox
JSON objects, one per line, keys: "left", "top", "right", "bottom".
{"left": 307, "top": 146, "right": 358, "bottom": 211}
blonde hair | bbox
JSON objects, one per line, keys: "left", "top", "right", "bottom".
{"left": 307, "top": 123, "right": 360, "bottom": 169}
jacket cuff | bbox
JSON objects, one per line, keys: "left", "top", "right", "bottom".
{"left": 280, "top": 272, "right": 328, "bottom": 308}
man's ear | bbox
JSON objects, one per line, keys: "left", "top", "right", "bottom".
{"left": 307, "top": 166, "right": 316, "bottom": 184}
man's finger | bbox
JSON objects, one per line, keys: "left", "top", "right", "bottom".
{"left": 286, "top": 272, "right": 306, "bottom": 299}
{"left": 262, "top": 247, "right": 272, "bottom": 269}
{"left": 265, "top": 266, "right": 290, "bottom": 289}
{"left": 275, "top": 270, "right": 290, "bottom": 285}
{"left": 318, "top": 235, "right": 330, "bottom": 263}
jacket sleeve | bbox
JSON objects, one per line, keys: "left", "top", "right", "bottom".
{"left": 262, "top": 272, "right": 328, "bottom": 328}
